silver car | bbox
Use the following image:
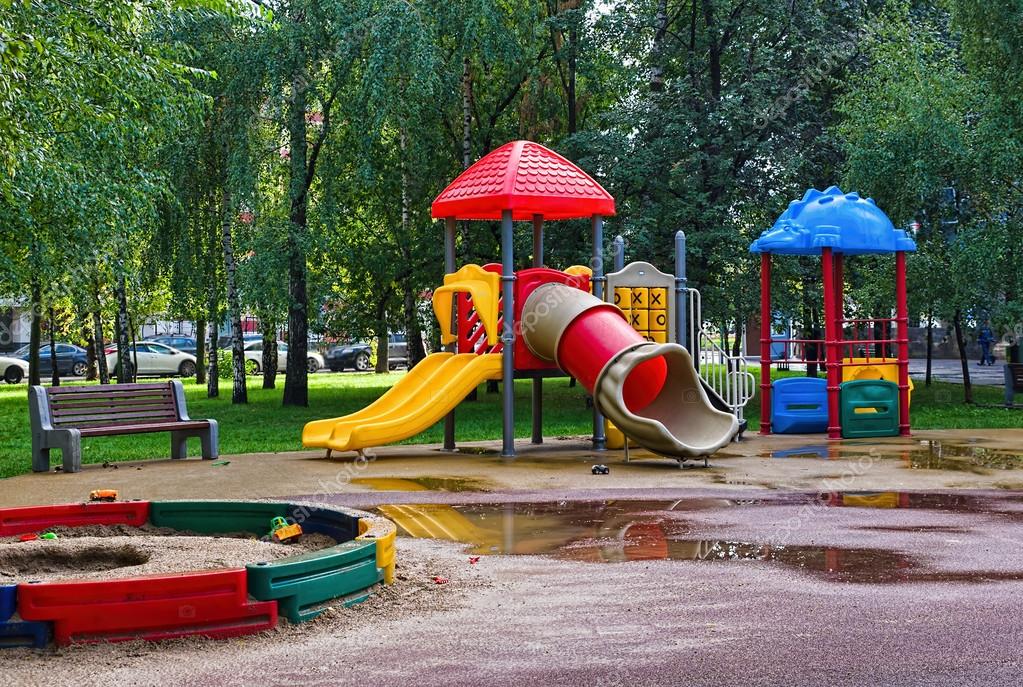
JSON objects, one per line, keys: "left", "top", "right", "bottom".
{"left": 105, "top": 342, "right": 197, "bottom": 377}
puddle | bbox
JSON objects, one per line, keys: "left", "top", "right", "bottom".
{"left": 905, "top": 441, "right": 1023, "bottom": 473}
{"left": 352, "top": 476, "right": 493, "bottom": 492}
{"left": 377, "top": 496, "right": 1023, "bottom": 584}
{"left": 762, "top": 439, "right": 1023, "bottom": 474}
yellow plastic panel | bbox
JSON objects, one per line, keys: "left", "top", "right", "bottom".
{"left": 629, "top": 287, "right": 649, "bottom": 309}
{"left": 432, "top": 264, "right": 501, "bottom": 346}
{"left": 648, "top": 288, "right": 668, "bottom": 310}
{"left": 650, "top": 310, "right": 668, "bottom": 332}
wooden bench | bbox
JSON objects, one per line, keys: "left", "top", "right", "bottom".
{"left": 29, "top": 381, "right": 218, "bottom": 473}
{"left": 1005, "top": 363, "right": 1023, "bottom": 407}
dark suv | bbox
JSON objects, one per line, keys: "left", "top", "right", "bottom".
{"left": 326, "top": 334, "right": 409, "bottom": 372}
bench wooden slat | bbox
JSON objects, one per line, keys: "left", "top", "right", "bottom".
{"left": 49, "top": 402, "right": 175, "bottom": 419}
{"left": 48, "top": 389, "right": 174, "bottom": 403}
{"left": 46, "top": 383, "right": 171, "bottom": 396}
{"left": 49, "top": 395, "right": 175, "bottom": 410}
{"left": 53, "top": 411, "right": 180, "bottom": 427}
{"left": 78, "top": 421, "right": 211, "bottom": 437}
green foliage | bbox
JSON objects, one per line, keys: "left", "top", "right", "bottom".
{"left": 216, "top": 349, "right": 234, "bottom": 379}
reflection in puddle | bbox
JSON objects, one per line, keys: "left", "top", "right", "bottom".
{"left": 376, "top": 497, "right": 1023, "bottom": 584}
{"left": 907, "top": 441, "right": 1023, "bottom": 473}
{"left": 352, "top": 476, "right": 493, "bottom": 492}
{"left": 763, "top": 439, "right": 1023, "bottom": 473}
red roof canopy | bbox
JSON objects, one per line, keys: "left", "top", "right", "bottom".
{"left": 431, "top": 140, "right": 616, "bottom": 221}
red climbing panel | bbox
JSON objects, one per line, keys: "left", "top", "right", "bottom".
{"left": 18, "top": 569, "right": 277, "bottom": 645}
{"left": 0, "top": 501, "right": 150, "bottom": 536}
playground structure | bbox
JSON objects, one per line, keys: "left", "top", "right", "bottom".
{"left": 751, "top": 186, "right": 917, "bottom": 439}
{"left": 303, "top": 140, "right": 751, "bottom": 461}
{"left": 0, "top": 500, "right": 395, "bottom": 648}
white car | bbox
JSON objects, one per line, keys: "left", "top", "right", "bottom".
{"left": 238, "top": 340, "right": 325, "bottom": 375}
{"left": 105, "top": 342, "right": 197, "bottom": 377}
{"left": 1, "top": 355, "right": 29, "bottom": 384}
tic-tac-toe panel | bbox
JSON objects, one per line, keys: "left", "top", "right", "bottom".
{"left": 606, "top": 262, "right": 676, "bottom": 344}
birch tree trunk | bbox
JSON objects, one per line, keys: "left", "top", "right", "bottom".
{"left": 195, "top": 319, "right": 207, "bottom": 385}
{"left": 462, "top": 57, "right": 472, "bottom": 169}
{"left": 222, "top": 188, "right": 247, "bottom": 404}
{"left": 93, "top": 310, "right": 109, "bottom": 384}
{"left": 953, "top": 309, "right": 972, "bottom": 404}
{"left": 206, "top": 284, "right": 220, "bottom": 398}
{"left": 115, "top": 273, "right": 134, "bottom": 383}
{"left": 374, "top": 296, "right": 388, "bottom": 374}
{"left": 48, "top": 307, "right": 60, "bottom": 386}
{"left": 284, "top": 65, "right": 310, "bottom": 407}
{"left": 261, "top": 322, "right": 278, "bottom": 390}
{"left": 28, "top": 280, "right": 41, "bottom": 386}
{"left": 83, "top": 321, "right": 97, "bottom": 381}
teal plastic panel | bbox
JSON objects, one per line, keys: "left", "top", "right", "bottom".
{"left": 840, "top": 380, "right": 899, "bottom": 439}
{"left": 149, "top": 501, "right": 289, "bottom": 535}
{"left": 246, "top": 540, "right": 381, "bottom": 623}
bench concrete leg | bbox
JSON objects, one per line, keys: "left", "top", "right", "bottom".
{"left": 31, "top": 441, "right": 50, "bottom": 473}
{"left": 170, "top": 431, "right": 189, "bottom": 460}
{"left": 33, "top": 430, "right": 82, "bottom": 473}
{"left": 170, "top": 421, "right": 219, "bottom": 461}
{"left": 201, "top": 420, "right": 219, "bottom": 460}
{"left": 61, "top": 439, "right": 82, "bottom": 473}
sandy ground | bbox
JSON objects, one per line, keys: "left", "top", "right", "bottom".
{"left": 3, "top": 430, "right": 1023, "bottom": 685}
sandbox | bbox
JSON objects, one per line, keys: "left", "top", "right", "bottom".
{"left": 0, "top": 500, "right": 396, "bottom": 647}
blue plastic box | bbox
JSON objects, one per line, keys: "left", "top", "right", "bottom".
{"left": 771, "top": 377, "right": 829, "bottom": 434}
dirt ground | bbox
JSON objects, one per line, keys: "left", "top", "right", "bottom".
{"left": 2, "top": 429, "right": 1023, "bottom": 686}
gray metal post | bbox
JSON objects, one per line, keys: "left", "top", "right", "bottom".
{"left": 613, "top": 234, "right": 625, "bottom": 272}
{"left": 501, "top": 210, "right": 516, "bottom": 457}
{"left": 531, "top": 215, "right": 544, "bottom": 445}
{"left": 443, "top": 217, "right": 457, "bottom": 450}
{"left": 591, "top": 215, "right": 606, "bottom": 450}
{"left": 675, "top": 230, "right": 689, "bottom": 353}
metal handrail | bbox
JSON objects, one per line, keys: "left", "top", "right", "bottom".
{"left": 687, "top": 288, "right": 755, "bottom": 420}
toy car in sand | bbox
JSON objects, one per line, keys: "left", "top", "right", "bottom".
{"left": 269, "top": 516, "right": 303, "bottom": 544}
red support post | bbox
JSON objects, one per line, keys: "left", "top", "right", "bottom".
{"left": 759, "top": 253, "right": 773, "bottom": 434}
{"left": 834, "top": 252, "right": 845, "bottom": 371}
{"left": 895, "top": 251, "right": 911, "bottom": 435}
{"left": 822, "top": 248, "right": 841, "bottom": 439}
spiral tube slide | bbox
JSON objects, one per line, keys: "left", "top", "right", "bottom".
{"left": 521, "top": 283, "right": 739, "bottom": 458}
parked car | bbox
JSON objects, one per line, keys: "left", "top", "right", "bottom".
{"left": 216, "top": 333, "right": 262, "bottom": 349}
{"left": 16, "top": 343, "right": 89, "bottom": 377}
{"left": 387, "top": 333, "right": 409, "bottom": 369}
{"left": 326, "top": 335, "right": 409, "bottom": 372}
{"left": 325, "top": 342, "right": 372, "bottom": 372}
{"left": 148, "top": 335, "right": 197, "bottom": 356}
{"left": 237, "top": 340, "right": 325, "bottom": 375}
{"left": 1, "top": 355, "right": 28, "bottom": 384}
{"left": 105, "top": 341, "right": 197, "bottom": 377}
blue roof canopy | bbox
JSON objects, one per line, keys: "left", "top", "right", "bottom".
{"left": 750, "top": 186, "right": 917, "bottom": 256}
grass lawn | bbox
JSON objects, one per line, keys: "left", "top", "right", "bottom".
{"left": 0, "top": 369, "right": 1018, "bottom": 479}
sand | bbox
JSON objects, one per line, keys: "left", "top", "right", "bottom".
{"left": 0, "top": 525, "right": 337, "bottom": 583}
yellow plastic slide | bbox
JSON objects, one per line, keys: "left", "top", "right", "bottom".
{"left": 302, "top": 352, "right": 502, "bottom": 454}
